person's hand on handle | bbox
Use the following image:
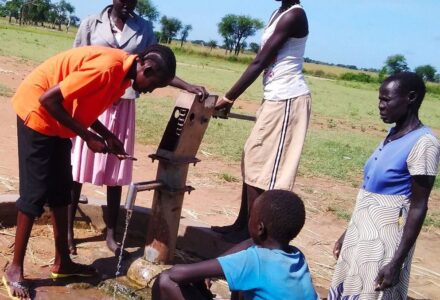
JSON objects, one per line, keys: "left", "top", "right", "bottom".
{"left": 213, "top": 96, "right": 234, "bottom": 119}
{"left": 185, "top": 84, "right": 209, "bottom": 100}
{"left": 215, "top": 96, "right": 234, "bottom": 111}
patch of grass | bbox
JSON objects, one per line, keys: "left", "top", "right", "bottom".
{"left": 218, "top": 172, "right": 239, "bottom": 183}
{"left": 434, "top": 178, "right": 440, "bottom": 189}
{"left": 173, "top": 52, "right": 263, "bottom": 102}
{"left": 0, "top": 83, "right": 13, "bottom": 97}
{"left": 327, "top": 206, "right": 352, "bottom": 221}
{"left": 202, "top": 117, "right": 252, "bottom": 161}
{"left": 424, "top": 211, "right": 440, "bottom": 228}
{"left": 300, "top": 129, "right": 380, "bottom": 181}
{"left": 135, "top": 95, "right": 175, "bottom": 145}
{"left": 0, "top": 23, "right": 74, "bottom": 63}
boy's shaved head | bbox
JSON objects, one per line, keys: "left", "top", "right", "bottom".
{"left": 140, "top": 44, "right": 176, "bottom": 81}
{"left": 255, "top": 190, "right": 305, "bottom": 245}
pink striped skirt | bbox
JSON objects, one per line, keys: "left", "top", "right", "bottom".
{"left": 71, "top": 98, "right": 136, "bottom": 186}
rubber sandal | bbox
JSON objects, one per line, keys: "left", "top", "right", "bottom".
{"left": 51, "top": 265, "right": 97, "bottom": 279}
{"left": 78, "top": 194, "right": 88, "bottom": 204}
{"left": 2, "top": 275, "right": 30, "bottom": 300}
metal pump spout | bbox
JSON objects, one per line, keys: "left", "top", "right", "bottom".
{"left": 124, "top": 181, "right": 164, "bottom": 210}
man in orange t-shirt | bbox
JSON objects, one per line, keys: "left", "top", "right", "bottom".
{"left": 4, "top": 44, "right": 177, "bottom": 299}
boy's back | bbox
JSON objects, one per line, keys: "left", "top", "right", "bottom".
{"left": 218, "top": 245, "right": 318, "bottom": 300}
{"left": 152, "top": 190, "right": 319, "bottom": 300}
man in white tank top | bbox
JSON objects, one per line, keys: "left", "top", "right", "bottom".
{"left": 212, "top": 0, "right": 312, "bottom": 242}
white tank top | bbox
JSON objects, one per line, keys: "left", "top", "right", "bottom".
{"left": 261, "top": 4, "right": 309, "bottom": 101}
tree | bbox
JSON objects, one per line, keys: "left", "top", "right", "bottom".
{"left": 160, "top": 16, "right": 182, "bottom": 44}
{"left": 47, "top": 0, "right": 74, "bottom": 30}
{"left": 240, "top": 40, "right": 247, "bottom": 53}
{"left": 2, "top": 0, "right": 22, "bottom": 23}
{"left": 69, "top": 15, "right": 79, "bottom": 26}
{"left": 249, "top": 42, "right": 259, "bottom": 54}
{"left": 384, "top": 54, "right": 409, "bottom": 75}
{"left": 24, "top": 0, "right": 51, "bottom": 26}
{"left": 154, "top": 31, "right": 161, "bottom": 42}
{"left": 0, "top": 0, "right": 11, "bottom": 17}
{"left": 414, "top": 64, "right": 437, "bottom": 82}
{"left": 218, "top": 14, "right": 263, "bottom": 56}
{"left": 207, "top": 40, "right": 217, "bottom": 51}
{"left": 222, "top": 37, "right": 234, "bottom": 54}
{"left": 179, "top": 24, "right": 192, "bottom": 48}
{"left": 192, "top": 40, "right": 205, "bottom": 46}
{"left": 136, "top": 0, "right": 158, "bottom": 22}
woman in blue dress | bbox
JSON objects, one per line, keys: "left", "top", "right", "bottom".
{"left": 329, "top": 72, "right": 440, "bottom": 299}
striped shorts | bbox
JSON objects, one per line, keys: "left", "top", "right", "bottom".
{"left": 242, "top": 94, "right": 311, "bottom": 191}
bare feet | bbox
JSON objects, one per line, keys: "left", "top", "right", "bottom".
{"left": 51, "top": 262, "right": 97, "bottom": 278}
{"left": 106, "top": 232, "right": 129, "bottom": 259}
{"left": 68, "top": 245, "right": 77, "bottom": 255}
{"left": 106, "top": 232, "right": 119, "bottom": 253}
{"left": 3, "top": 265, "right": 31, "bottom": 299}
{"left": 68, "top": 238, "right": 77, "bottom": 255}
{"left": 67, "top": 226, "right": 77, "bottom": 255}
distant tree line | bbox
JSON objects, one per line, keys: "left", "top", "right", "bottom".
{"left": 305, "top": 54, "right": 439, "bottom": 84}
{"left": 1, "top": 0, "right": 438, "bottom": 83}
{"left": 0, "top": 0, "right": 77, "bottom": 30}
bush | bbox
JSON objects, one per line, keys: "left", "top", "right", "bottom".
{"left": 303, "top": 68, "right": 338, "bottom": 79}
{"left": 426, "top": 83, "right": 440, "bottom": 96}
{"left": 340, "top": 72, "right": 374, "bottom": 83}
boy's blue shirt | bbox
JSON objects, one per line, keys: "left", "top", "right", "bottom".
{"left": 217, "top": 245, "right": 319, "bottom": 300}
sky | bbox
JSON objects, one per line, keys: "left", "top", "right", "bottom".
{"left": 68, "top": 0, "right": 440, "bottom": 71}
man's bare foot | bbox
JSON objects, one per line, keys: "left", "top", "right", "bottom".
{"left": 67, "top": 228, "right": 77, "bottom": 255}
{"left": 51, "top": 262, "right": 97, "bottom": 278}
{"left": 106, "top": 233, "right": 119, "bottom": 253}
{"left": 222, "top": 227, "right": 250, "bottom": 244}
{"left": 4, "top": 265, "right": 31, "bottom": 299}
{"left": 68, "top": 239, "right": 77, "bottom": 255}
{"left": 106, "top": 234, "right": 129, "bottom": 259}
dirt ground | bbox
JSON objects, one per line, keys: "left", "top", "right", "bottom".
{"left": 0, "top": 56, "right": 439, "bottom": 299}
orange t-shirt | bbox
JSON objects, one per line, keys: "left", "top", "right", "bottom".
{"left": 12, "top": 46, "right": 137, "bottom": 138}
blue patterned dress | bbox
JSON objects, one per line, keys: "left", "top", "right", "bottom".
{"left": 328, "top": 126, "right": 440, "bottom": 300}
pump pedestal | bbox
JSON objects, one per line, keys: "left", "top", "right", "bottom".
{"left": 126, "top": 92, "right": 217, "bottom": 285}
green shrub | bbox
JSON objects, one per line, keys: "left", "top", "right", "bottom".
{"left": 303, "top": 68, "right": 338, "bottom": 79}
{"left": 426, "top": 83, "right": 440, "bottom": 96}
{"left": 340, "top": 72, "right": 374, "bottom": 83}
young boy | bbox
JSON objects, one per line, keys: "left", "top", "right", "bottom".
{"left": 153, "top": 190, "right": 319, "bottom": 300}
{"left": 3, "top": 44, "right": 177, "bottom": 300}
